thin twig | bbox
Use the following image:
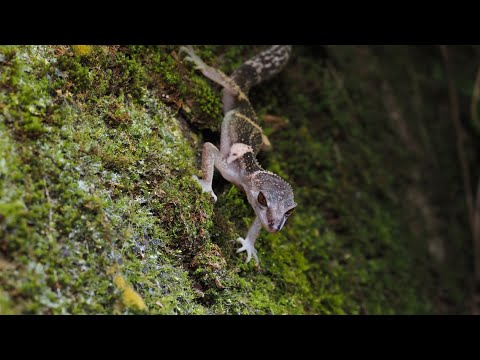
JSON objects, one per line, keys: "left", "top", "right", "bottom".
{"left": 440, "top": 45, "right": 480, "bottom": 314}
{"left": 439, "top": 45, "right": 474, "bottom": 229}
{"left": 407, "top": 62, "right": 438, "bottom": 166}
{"left": 471, "top": 65, "right": 480, "bottom": 133}
{"left": 381, "top": 80, "right": 424, "bottom": 158}
{"left": 474, "top": 176, "right": 480, "bottom": 279}
{"left": 43, "top": 177, "right": 54, "bottom": 236}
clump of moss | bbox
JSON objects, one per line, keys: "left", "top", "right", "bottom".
{"left": 191, "top": 242, "right": 228, "bottom": 291}
{"left": 72, "top": 45, "right": 93, "bottom": 57}
{"left": 112, "top": 270, "right": 147, "bottom": 311}
{"left": 56, "top": 45, "right": 146, "bottom": 102}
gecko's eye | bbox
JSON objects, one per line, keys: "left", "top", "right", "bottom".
{"left": 285, "top": 208, "right": 295, "bottom": 217}
{"left": 257, "top": 192, "right": 268, "bottom": 207}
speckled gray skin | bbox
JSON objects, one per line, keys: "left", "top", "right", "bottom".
{"left": 180, "top": 45, "right": 296, "bottom": 265}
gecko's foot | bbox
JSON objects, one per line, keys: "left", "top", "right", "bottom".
{"left": 192, "top": 175, "right": 217, "bottom": 202}
{"left": 179, "top": 46, "right": 208, "bottom": 71}
{"left": 236, "top": 237, "right": 259, "bottom": 264}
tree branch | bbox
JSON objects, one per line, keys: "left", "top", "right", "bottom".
{"left": 471, "top": 65, "right": 480, "bottom": 134}
{"left": 440, "top": 46, "right": 480, "bottom": 311}
{"left": 439, "top": 45, "right": 474, "bottom": 228}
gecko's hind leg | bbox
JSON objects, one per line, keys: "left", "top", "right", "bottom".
{"left": 179, "top": 46, "right": 245, "bottom": 99}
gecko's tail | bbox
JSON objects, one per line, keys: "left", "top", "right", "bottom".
{"left": 230, "top": 45, "right": 292, "bottom": 94}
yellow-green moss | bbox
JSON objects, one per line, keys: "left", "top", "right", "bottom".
{"left": 72, "top": 45, "right": 93, "bottom": 57}
{"left": 113, "top": 273, "right": 147, "bottom": 311}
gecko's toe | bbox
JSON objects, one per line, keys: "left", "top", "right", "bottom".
{"left": 178, "top": 45, "right": 194, "bottom": 56}
{"left": 236, "top": 237, "right": 247, "bottom": 252}
{"left": 210, "top": 192, "right": 218, "bottom": 202}
{"left": 192, "top": 175, "right": 217, "bottom": 202}
{"left": 236, "top": 237, "right": 258, "bottom": 264}
{"left": 179, "top": 47, "right": 207, "bottom": 71}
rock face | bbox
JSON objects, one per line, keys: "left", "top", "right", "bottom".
{"left": 0, "top": 45, "right": 473, "bottom": 314}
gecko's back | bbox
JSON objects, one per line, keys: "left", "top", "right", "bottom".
{"left": 222, "top": 45, "right": 292, "bottom": 156}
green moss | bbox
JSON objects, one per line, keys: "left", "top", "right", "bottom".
{"left": 0, "top": 46, "right": 211, "bottom": 314}
{"left": 56, "top": 46, "right": 146, "bottom": 102}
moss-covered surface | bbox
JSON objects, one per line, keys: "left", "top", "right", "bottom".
{"left": 0, "top": 45, "right": 473, "bottom": 314}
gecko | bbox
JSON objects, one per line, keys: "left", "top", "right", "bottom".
{"left": 179, "top": 45, "right": 297, "bottom": 265}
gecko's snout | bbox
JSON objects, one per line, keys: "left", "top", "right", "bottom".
{"left": 266, "top": 222, "right": 282, "bottom": 233}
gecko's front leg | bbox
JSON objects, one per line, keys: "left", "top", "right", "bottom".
{"left": 193, "top": 142, "right": 232, "bottom": 202}
{"left": 236, "top": 216, "right": 262, "bottom": 264}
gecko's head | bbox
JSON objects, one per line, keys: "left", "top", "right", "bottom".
{"left": 248, "top": 171, "right": 297, "bottom": 233}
